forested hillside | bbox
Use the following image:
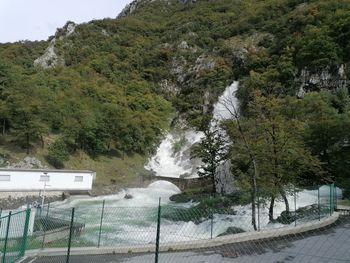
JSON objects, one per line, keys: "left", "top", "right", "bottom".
{"left": 0, "top": 0, "right": 349, "bottom": 193}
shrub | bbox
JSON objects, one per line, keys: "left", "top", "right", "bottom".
{"left": 47, "top": 139, "right": 70, "bottom": 168}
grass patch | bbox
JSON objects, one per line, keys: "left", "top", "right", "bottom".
{"left": 338, "top": 199, "right": 350, "bottom": 206}
{"left": 0, "top": 134, "right": 150, "bottom": 194}
{"left": 64, "top": 151, "right": 149, "bottom": 194}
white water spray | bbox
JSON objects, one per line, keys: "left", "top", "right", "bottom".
{"left": 47, "top": 186, "right": 333, "bottom": 246}
{"left": 145, "top": 130, "right": 204, "bottom": 178}
{"left": 37, "top": 81, "right": 338, "bottom": 246}
{"left": 145, "top": 81, "right": 239, "bottom": 180}
{"left": 212, "top": 81, "right": 239, "bottom": 122}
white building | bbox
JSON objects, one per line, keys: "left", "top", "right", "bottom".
{"left": 0, "top": 168, "right": 96, "bottom": 192}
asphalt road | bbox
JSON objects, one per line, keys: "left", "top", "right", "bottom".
{"left": 22, "top": 216, "right": 350, "bottom": 263}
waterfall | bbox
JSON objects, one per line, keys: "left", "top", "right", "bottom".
{"left": 145, "top": 81, "right": 239, "bottom": 191}
{"left": 212, "top": 81, "right": 239, "bottom": 122}
{"left": 145, "top": 130, "right": 204, "bottom": 178}
{"left": 211, "top": 81, "right": 239, "bottom": 193}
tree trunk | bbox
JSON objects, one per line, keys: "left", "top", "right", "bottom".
{"left": 235, "top": 112, "right": 258, "bottom": 230}
{"left": 2, "top": 119, "right": 5, "bottom": 135}
{"left": 26, "top": 133, "right": 30, "bottom": 154}
{"left": 280, "top": 189, "right": 290, "bottom": 213}
{"left": 251, "top": 160, "right": 258, "bottom": 230}
{"left": 269, "top": 195, "right": 275, "bottom": 222}
{"left": 212, "top": 171, "right": 216, "bottom": 194}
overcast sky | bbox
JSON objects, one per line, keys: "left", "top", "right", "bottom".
{"left": 0, "top": 0, "right": 134, "bottom": 43}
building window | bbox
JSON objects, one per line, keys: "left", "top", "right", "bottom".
{"left": 40, "top": 175, "right": 50, "bottom": 182}
{"left": 0, "top": 175, "right": 10, "bottom": 181}
{"left": 74, "top": 176, "right": 83, "bottom": 182}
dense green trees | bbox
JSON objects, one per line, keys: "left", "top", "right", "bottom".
{"left": 301, "top": 91, "right": 350, "bottom": 196}
{"left": 0, "top": 0, "right": 349, "bottom": 191}
{"left": 225, "top": 93, "right": 324, "bottom": 221}
{"left": 0, "top": 51, "right": 172, "bottom": 166}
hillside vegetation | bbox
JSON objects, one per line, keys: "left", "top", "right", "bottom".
{"left": 0, "top": 0, "right": 349, "bottom": 193}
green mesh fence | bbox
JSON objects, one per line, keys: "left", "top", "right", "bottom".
{"left": 0, "top": 209, "right": 31, "bottom": 263}
{"left": 1, "top": 184, "right": 342, "bottom": 262}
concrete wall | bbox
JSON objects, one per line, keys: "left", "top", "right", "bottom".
{"left": 0, "top": 169, "right": 95, "bottom": 192}
{"left": 0, "top": 191, "right": 63, "bottom": 210}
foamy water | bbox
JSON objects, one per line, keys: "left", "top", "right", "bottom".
{"left": 145, "top": 131, "right": 204, "bottom": 178}
{"left": 212, "top": 81, "right": 239, "bottom": 121}
{"left": 145, "top": 81, "right": 239, "bottom": 180}
{"left": 34, "top": 81, "right": 340, "bottom": 245}
{"left": 44, "top": 181, "right": 338, "bottom": 246}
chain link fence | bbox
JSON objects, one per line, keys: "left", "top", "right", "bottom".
{"left": 0, "top": 209, "right": 31, "bottom": 263}
{"left": 0, "top": 184, "right": 343, "bottom": 262}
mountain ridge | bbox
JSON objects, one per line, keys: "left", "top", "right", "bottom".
{"left": 0, "top": 0, "right": 349, "bottom": 190}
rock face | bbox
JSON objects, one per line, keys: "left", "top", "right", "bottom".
{"left": 118, "top": 0, "right": 196, "bottom": 18}
{"left": 34, "top": 22, "right": 76, "bottom": 69}
{"left": 170, "top": 54, "right": 216, "bottom": 85}
{"left": 159, "top": 79, "right": 180, "bottom": 96}
{"left": 216, "top": 160, "right": 235, "bottom": 194}
{"left": 124, "top": 193, "right": 133, "bottom": 199}
{"left": 224, "top": 32, "right": 274, "bottom": 65}
{"left": 33, "top": 39, "right": 62, "bottom": 69}
{"left": 6, "top": 156, "right": 48, "bottom": 169}
{"left": 117, "top": 0, "right": 142, "bottom": 18}
{"left": 295, "top": 64, "right": 348, "bottom": 97}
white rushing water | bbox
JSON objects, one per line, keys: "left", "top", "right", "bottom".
{"left": 145, "top": 81, "right": 239, "bottom": 179}
{"left": 54, "top": 181, "right": 181, "bottom": 209}
{"left": 212, "top": 81, "right": 239, "bottom": 122}
{"left": 47, "top": 185, "right": 335, "bottom": 246}
{"left": 145, "top": 131, "right": 204, "bottom": 178}
{"left": 37, "top": 81, "right": 339, "bottom": 246}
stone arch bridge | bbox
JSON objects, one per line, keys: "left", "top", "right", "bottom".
{"left": 141, "top": 175, "right": 212, "bottom": 191}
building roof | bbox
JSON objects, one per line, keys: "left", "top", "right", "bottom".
{"left": 0, "top": 168, "right": 95, "bottom": 174}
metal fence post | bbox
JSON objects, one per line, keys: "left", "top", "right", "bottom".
{"left": 210, "top": 212, "right": 213, "bottom": 239}
{"left": 329, "top": 184, "right": 332, "bottom": 216}
{"left": 20, "top": 208, "right": 31, "bottom": 257}
{"left": 334, "top": 184, "right": 337, "bottom": 211}
{"left": 42, "top": 202, "right": 50, "bottom": 249}
{"left": 257, "top": 193, "right": 261, "bottom": 231}
{"left": 155, "top": 198, "right": 161, "bottom": 263}
{"left": 2, "top": 211, "right": 12, "bottom": 263}
{"left": 294, "top": 186, "right": 297, "bottom": 227}
{"left": 318, "top": 186, "right": 321, "bottom": 220}
{"left": 98, "top": 200, "right": 105, "bottom": 248}
{"left": 66, "top": 207, "right": 75, "bottom": 263}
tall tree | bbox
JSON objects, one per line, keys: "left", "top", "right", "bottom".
{"left": 219, "top": 93, "right": 259, "bottom": 230}
{"left": 192, "top": 124, "right": 228, "bottom": 193}
{"left": 226, "top": 92, "right": 322, "bottom": 221}
{"left": 301, "top": 91, "right": 350, "bottom": 194}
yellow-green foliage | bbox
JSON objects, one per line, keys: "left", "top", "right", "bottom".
{"left": 0, "top": 0, "right": 349, "bottom": 186}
